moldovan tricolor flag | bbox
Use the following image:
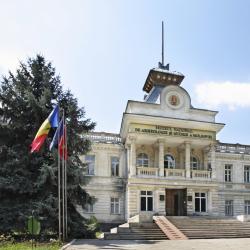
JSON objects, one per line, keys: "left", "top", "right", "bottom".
{"left": 30, "top": 105, "right": 59, "bottom": 153}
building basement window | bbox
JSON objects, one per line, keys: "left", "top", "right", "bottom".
{"left": 140, "top": 191, "right": 153, "bottom": 211}
{"left": 245, "top": 201, "right": 250, "bottom": 215}
{"left": 225, "top": 200, "right": 233, "bottom": 216}
{"left": 86, "top": 204, "right": 94, "bottom": 213}
{"left": 110, "top": 197, "right": 120, "bottom": 214}
{"left": 195, "top": 192, "right": 206, "bottom": 212}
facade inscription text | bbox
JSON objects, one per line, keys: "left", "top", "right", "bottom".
{"left": 130, "top": 124, "right": 214, "bottom": 140}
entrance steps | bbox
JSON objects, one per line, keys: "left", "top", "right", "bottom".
{"left": 153, "top": 216, "right": 188, "bottom": 240}
{"left": 168, "top": 216, "right": 250, "bottom": 239}
{"left": 104, "top": 222, "right": 167, "bottom": 240}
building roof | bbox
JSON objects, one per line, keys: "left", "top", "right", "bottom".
{"left": 83, "top": 132, "right": 122, "bottom": 145}
{"left": 216, "top": 142, "right": 250, "bottom": 154}
{"left": 83, "top": 132, "right": 250, "bottom": 154}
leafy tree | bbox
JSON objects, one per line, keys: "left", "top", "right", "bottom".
{"left": 0, "top": 55, "right": 96, "bottom": 238}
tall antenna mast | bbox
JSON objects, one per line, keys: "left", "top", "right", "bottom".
{"left": 162, "top": 21, "right": 164, "bottom": 66}
{"left": 159, "top": 21, "right": 169, "bottom": 70}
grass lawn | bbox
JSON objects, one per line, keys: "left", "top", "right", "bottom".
{"left": 0, "top": 242, "right": 62, "bottom": 250}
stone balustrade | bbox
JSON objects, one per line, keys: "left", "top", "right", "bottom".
{"left": 191, "top": 170, "right": 212, "bottom": 179}
{"left": 216, "top": 143, "right": 250, "bottom": 154}
{"left": 164, "top": 168, "right": 186, "bottom": 178}
{"left": 136, "top": 167, "right": 212, "bottom": 180}
{"left": 136, "top": 167, "right": 159, "bottom": 177}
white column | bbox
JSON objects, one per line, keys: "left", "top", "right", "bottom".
{"left": 154, "top": 145, "right": 158, "bottom": 168}
{"left": 158, "top": 139, "right": 164, "bottom": 177}
{"left": 185, "top": 142, "right": 191, "bottom": 178}
{"left": 130, "top": 139, "right": 136, "bottom": 176}
{"left": 126, "top": 145, "right": 131, "bottom": 176}
{"left": 211, "top": 144, "right": 216, "bottom": 180}
{"left": 178, "top": 148, "right": 184, "bottom": 169}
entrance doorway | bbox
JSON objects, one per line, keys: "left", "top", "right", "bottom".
{"left": 165, "top": 188, "right": 187, "bottom": 216}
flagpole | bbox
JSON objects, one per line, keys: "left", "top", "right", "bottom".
{"left": 58, "top": 111, "right": 61, "bottom": 242}
{"left": 65, "top": 122, "right": 68, "bottom": 239}
{"left": 62, "top": 109, "right": 65, "bottom": 242}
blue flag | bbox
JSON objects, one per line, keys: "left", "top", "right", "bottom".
{"left": 49, "top": 119, "right": 64, "bottom": 150}
{"left": 48, "top": 105, "right": 59, "bottom": 128}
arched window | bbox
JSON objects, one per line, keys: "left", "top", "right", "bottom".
{"left": 137, "top": 153, "right": 149, "bottom": 167}
{"left": 164, "top": 154, "right": 175, "bottom": 169}
{"left": 191, "top": 156, "right": 199, "bottom": 170}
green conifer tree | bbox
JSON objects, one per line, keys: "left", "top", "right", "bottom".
{"left": 0, "top": 55, "right": 96, "bottom": 238}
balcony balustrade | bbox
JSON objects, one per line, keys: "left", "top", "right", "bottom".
{"left": 191, "top": 170, "right": 212, "bottom": 179}
{"left": 136, "top": 167, "right": 158, "bottom": 177}
{"left": 135, "top": 166, "right": 212, "bottom": 180}
{"left": 164, "top": 168, "right": 185, "bottom": 178}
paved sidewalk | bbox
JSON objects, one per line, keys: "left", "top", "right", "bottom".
{"left": 65, "top": 238, "right": 250, "bottom": 250}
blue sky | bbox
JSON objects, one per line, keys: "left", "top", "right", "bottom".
{"left": 1, "top": 0, "right": 250, "bottom": 144}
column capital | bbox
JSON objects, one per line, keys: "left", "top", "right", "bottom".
{"left": 125, "top": 144, "right": 131, "bottom": 150}
{"left": 209, "top": 143, "right": 217, "bottom": 151}
{"left": 177, "top": 144, "right": 185, "bottom": 153}
{"left": 184, "top": 141, "right": 191, "bottom": 146}
{"left": 202, "top": 145, "right": 210, "bottom": 153}
{"left": 157, "top": 138, "right": 165, "bottom": 144}
{"left": 127, "top": 135, "right": 137, "bottom": 144}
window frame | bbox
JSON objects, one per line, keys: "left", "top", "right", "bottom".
{"left": 191, "top": 156, "right": 199, "bottom": 170}
{"left": 110, "top": 197, "right": 120, "bottom": 214}
{"left": 85, "top": 155, "right": 95, "bottom": 175}
{"left": 245, "top": 200, "right": 250, "bottom": 215}
{"left": 111, "top": 156, "right": 119, "bottom": 177}
{"left": 140, "top": 191, "right": 153, "bottom": 211}
{"left": 225, "top": 200, "right": 234, "bottom": 216}
{"left": 194, "top": 192, "right": 207, "bottom": 213}
{"left": 164, "top": 154, "right": 175, "bottom": 169}
{"left": 244, "top": 165, "right": 250, "bottom": 183}
{"left": 85, "top": 203, "right": 94, "bottom": 213}
{"left": 224, "top": 164, "right": 232, "bottom": 182}
{"left": 137, "top": 153, "right": 149, "bottom": 167}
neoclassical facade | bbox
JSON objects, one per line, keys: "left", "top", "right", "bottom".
{"left": 80, "top": 65, "right": 250, "bottom": 225}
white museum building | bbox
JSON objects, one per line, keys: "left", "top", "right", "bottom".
{"left": 80, "top": 62, "right": 250, "bottom": 226}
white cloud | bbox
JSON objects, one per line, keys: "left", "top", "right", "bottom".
{"left": 194, "top": 81, "right": 250, "bottom": 110}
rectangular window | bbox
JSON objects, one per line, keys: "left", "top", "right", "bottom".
{"left": 140, "top": 191, "right": 153, "bottom": 211}
{"left": 245, "top": 201, "right": 250, "bottom": 215}
{"left": 110, "top": 198, "right": 120, "bottom": 214}
{"left": 225, "top": 200, "right": 233, "bottom": 216}
{"left": 244, "top": 166, "right": 250, "bottom": 183}
{"left": 86, "top": 204, "right": 93, "bottom": 213}
{"left": 225, "top": 164, "right": 232, "bottom": 182}
{"left": 111, "top": 156, "right": 119, "bottom": 177}
{"left": 85, "top": 155, "right": 95, "bottom": 175}
{"left": 195, "top": 192, "right": 206, "bottom": 212}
